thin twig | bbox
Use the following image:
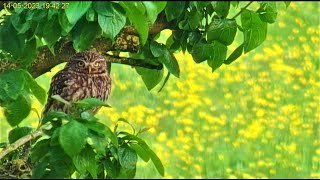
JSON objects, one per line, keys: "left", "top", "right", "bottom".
{"left": 0, "top": 129, "right": 44, "bottom": 160}
{"left": 231, "top": 1, "right": 254, "bottom": 19}
{"left": 104, "top": 54, "right": 163, "bottom": 70}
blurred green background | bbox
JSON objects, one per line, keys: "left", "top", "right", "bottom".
{"left": 1, "top": 2, "right": 319, "bottom": 178}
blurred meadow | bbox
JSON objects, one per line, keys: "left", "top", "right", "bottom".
{"left": 1, "top": 1, "right": 319, "bottom": 179}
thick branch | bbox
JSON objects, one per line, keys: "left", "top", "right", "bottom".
{"left": 0, "top": 129, "right": 43, "bottom": 160}
{"left": 0, "top": 19, "right": 171, "bottom": 78}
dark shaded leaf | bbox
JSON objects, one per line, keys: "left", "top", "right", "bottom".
{"left": 58, "top": 11, "right": 76, "bottom": 34}
{"left": 0, "top": 20, "right": 25, "bottom": 58}
{"left": 4, "top": 94, "right": 31, "bottom": 127}
{"left": 59, "top": 120, "right": 88, "bottom": 157}
{"left": 30, "top": 139, "right": 51, "bottom": 164}
{"left": 212, "top": 1, "right": 230, "bottom": 17}
{"left": 42, "top": 15, "right": 61, "bottom": 48}
{"left": 104, "top": 158, "right": 120, "bottom": 178}
{"left": 20, "top": 38, "right": 37, "bottom": 67}
{"left": 8, "top": 126, "right": 33, "bottom": 143}
{"left": 150, "top": 41, "right": 180, "bottom": 77}
{"left": 224, "top": 44, "right": 244, "bottom": 64}
{"left": 206, "top": 41, "right": 227, "bottom": 71}
{"left": 72, "top": 145, "right": 97, "bottom": 178}
{"left": 165, "top": 2, "right": 185, "bottom": 21}
{"left": 136, "top": 67, "right": 163, "bottom": 90}
{"left": 207, "top": 17, "right": 237, "bottom": 45}
{"left": 23, "top": 70, "right": 46, "bottom": 104}
{"left": 120, "top": 132, "right": 164, "bottom": 177}
{"left": 72, "top": 20, "right": 101, "bottom": 52}
{"left": 241, "top": 10, "right": 267, "bottom": 53}
{"left": 188, "top": 9, "right": 203, "bottom": 30}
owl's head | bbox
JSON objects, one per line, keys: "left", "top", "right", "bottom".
{"left": 66, "top": 51, "right": 107, "bottom": 74}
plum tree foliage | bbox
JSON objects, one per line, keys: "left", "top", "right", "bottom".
{"left": 0, "top": 1, "right": 290, "bottom": 179}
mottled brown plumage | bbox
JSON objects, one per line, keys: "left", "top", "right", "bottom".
{"left": 43, "top": 51, "right": 111, "bottom": 115}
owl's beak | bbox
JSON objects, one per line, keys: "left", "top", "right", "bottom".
{"left": 88, "top": 66, "right": 92, "bottom": 73}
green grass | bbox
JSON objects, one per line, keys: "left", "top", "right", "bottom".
{"left": 1, "top": 2, "right": 319, "bottom": 179}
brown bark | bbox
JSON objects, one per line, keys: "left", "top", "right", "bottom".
{"left": 0, "top": 19, "right": 171, "bottom": 78}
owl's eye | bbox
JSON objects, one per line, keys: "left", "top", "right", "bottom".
{"left": 78, "top": 61, "right": 85, "bottom": 67}
{"left": 93, "top": 61, "right": 100, "bottom": 67}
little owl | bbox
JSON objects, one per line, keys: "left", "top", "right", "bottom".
{"left": 43, "top": 51, "right": 112, "bottom": 115}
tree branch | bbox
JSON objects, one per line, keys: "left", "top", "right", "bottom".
{"left": 0, "top": 129, "right": 43, "bottom": 160}
{"left": 0, "top": 19, "right": 171, "bottom": 78}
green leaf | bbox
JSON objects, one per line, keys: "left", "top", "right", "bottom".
{"left": 0, "top": 70, "right": 25, "bottom": 100}
{"left": 26, "top": 8, "right": 47, "bottom": 22}
{"left": 42, "top": 15, "right": 61, "bottom": 48}
{"left": 58, "top": 11, "right": 76, "bottom": 34}
{"left": 23, "top": 71, "right": 46, "bottom": 104}
{"left": 241, "top": 9, "right": 267, "bottom": 53}
{"left": 207, "top": 41, "right": 227, "bottom": 71}
{"left": 20, "top": 38, "right": 37, "bottom": 67}
{"left": 165, "top": 2, "right": 185, "bottom": 21}
{"left": 119, "top": 2, "right": 149, "bottom": 45}
{"left": 8, "top": 126, "right": 33, "bottom": 143}
{"left": 30, "top": 139, "right": 51, "bottom": 164}
{"left": 87, "top": 131, "right": 109, "bottom": 155}
{"left": 72, "top": 145, "right": 97, "bottom": 178}
{"left": 190, "top": 2, "right": 211, "bottom": 11}
{"left": 224, "top": 44, "right": 244, "bottom": 65}
{"left": 73, "top": 98, "right": 111, "bottom": 111}
{"left": 284, "top": 1, "right": 291, "bottom": 8}
{"left": 46, "top": 146, "right": 75, "bottom": 178}
{"left": 150, "top": 41, "right": 180, "bottom": 77}
{"left": 65, "top": 2, "right": 92, "bottom": 25}
{"left": 83, "top": 121, "right": 118, "bottom": 147}
{"left": 129, "top": 143, "right": 150, "bottom": 162}
{"left": 212, "top": 1, "right": 230, "bottom": 18}
{"left": 94, "top": 2, "right": 126, "bottom": 40}
{"left": 41, "top": 111, "right": 69, "bottom": 126}
{"left": 207, "top": 17, "right": 237, "bottom": 45}
{"left": 142, "top": 2, "right": 167, "bottom": 24}
{"left": 32, "top": 154, "right": 50, "bottom": 179}
{"left": 0, "top": 20, "right": 25, "bottom": 58}
{"left": 4, "top": 94, "right": 31, "bottom": 127}
{"left": 188, "top": 9, "right": 203, "bottom": 30}
{"left": 59, "top": 120, "right": 88, "bottom": 157}
{"left": 120, "top": 132, "right": 164, "bottom": 177}
{"left": 136, "top": 67, "right": 163, "bottom": 90}
{"left": 231, "top": 1, "right": 239, "bottom": 8}
{"left": 11, "top": 13, "right": 31, "bottom": 34}
{"left": 257, "top": 2, "right": 278, "bottom": 23}
{"left": 86, "top": 7, "right": 95, "bottom": 22}
{"left": 118, "top": 144, "right": 137, "bottom": 170}
{"left": 103, "top": 158, "right": 120, "bottom": 178}
{"left": 72, "top": 20, "right": 101, "bottom": 52}
{"left": 191, "top": 41, "right": 213, "bottom": 63}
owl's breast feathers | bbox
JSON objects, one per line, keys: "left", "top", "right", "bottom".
{"left": 43, "top": 69, "right": 111, "bottom": 115}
